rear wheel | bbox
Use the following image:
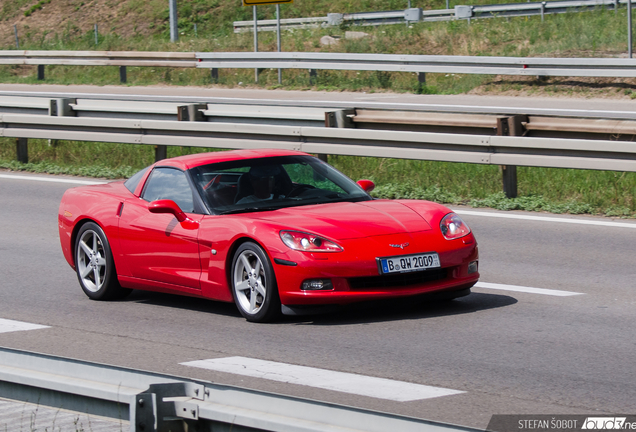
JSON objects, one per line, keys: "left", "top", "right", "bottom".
{"left": 74, "top": 222, "right": 131, "bottom": 300}
{"left": 231, "top": 242, "right": 280, "bottom": 323}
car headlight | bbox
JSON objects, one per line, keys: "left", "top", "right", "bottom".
{"left": 280, "top": 231, "right": 343, "bottom": 252}
{"left": 440, "top": 213, "right": 471, "bottom": 240}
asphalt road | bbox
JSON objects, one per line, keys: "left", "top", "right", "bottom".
{"left": 0, "top": 170, "right": 635, "bottom": 430}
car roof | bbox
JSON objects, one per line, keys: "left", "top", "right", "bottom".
{"left": 154, "top": 149, "right": 309, "bottom": 170}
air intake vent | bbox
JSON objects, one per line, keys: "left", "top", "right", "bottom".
{"left": 348, "top": 268, "right": 448, "bottom": 290}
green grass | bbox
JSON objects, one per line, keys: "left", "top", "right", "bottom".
{"left": 2, "top": 138, "right": 634, "bottom": 218}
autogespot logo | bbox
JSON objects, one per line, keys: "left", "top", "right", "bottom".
{"left": 582, "top": 418, "right": 629, "bottom": 430}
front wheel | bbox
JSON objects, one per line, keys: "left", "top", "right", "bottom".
{"left": 231, "top": 242, "right": 280, "bottom": 323}
{"left": 74, "top": 222, "right": 131, "bottom": 300}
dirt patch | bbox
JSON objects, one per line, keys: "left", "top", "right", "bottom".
{"left": 469, "top": 75, "right": 636, "bottom": 100}
{"left": 1, "top": 0, "right": 155, "bottom": 47}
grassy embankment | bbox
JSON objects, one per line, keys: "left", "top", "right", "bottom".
{"left": 0, "top": 0, "right": 635, "bottom": 217}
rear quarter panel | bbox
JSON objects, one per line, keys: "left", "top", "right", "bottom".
{"left": 58, "top": 182, "right": 131, "bottom": 272}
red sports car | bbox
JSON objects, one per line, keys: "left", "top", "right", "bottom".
{"left": 58, "top": 149, "right": 479, "bottom": 322}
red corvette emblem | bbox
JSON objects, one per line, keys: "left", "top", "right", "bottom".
{"left": 389, "top": 242, "right": 409, "bottom": 249}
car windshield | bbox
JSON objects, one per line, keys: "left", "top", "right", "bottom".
{"left": 189, "top": 155, "right": 372, "bottom": 214}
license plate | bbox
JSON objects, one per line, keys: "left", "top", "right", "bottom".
{"left": 377, "top": 252, "right": 441, "bottom": 275}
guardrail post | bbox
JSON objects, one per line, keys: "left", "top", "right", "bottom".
{"left": 49, "top": 98, "right": 75, "bottom": 148}
{"left": 277, "top": 4, "right": 282, "bottom": 85}
{"left": 154, "top": 145, "right": 167, "bottom": 161}
{"left": 37, "top": 65, "right": 45, "bottom": 81}
{"left": 169, "top": 103, "right": 207, "bottom": 161}
{"left": 417, "top": 72, "right": 426, "bottom": 92}
{"left": 169, "top": 0, "right": 179, "bottom": 42}
{"left": 49, "top": 98, "right": 76, "bottom": 117}
{"left": 119, "top": 66, "right": 127, "bottom": 84}
{"left": 309, "top": 69, "right": 317, "bottom": 85}
{"left": 325, "top": 109, "right": 354, "bottom": 129}
{"left": 405, "top": 8, "right": 423, "bottom": 22}
{"left": 501, "top": 165, "right": 517, "bottom": 199}
{"left": 323, "top": 109, "right": 355, "bottom": 162}
{"left": 178, "top": 104, "right": 206, "bottom": 122}
{"left": 454, "top": 6, "right": 473, "bottom": 20}
{"left": 253, "top": 5, "right": 259, "bottom": 83}
{"left": 540, "top": 2, "right": 545, "bottom": 21}
{"left": 211, "top": 68, "right": 219, "bottom": 84}
{"left": 135, "top": 392, "right": 157, "bottom": 432}
{"left": 497, "top": 115, "right": 527, "bottom": 198}
{"left": 327, "top": 13, "right": 344, "bottom": 26}
{"left": 16, "top": 138, "right": 28, "bottom": 164}
{"left": 14, "top": 25, "right": 19, "bottom": 49}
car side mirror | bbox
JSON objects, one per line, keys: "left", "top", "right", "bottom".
{"left": 149, "top": 199, "right": 187, "bottom": 221}
{"left": 148, "top": 200, "right": 198, "bottom": 229}
{"left": 356, "top": 179, "right": 375, "bottom": 193}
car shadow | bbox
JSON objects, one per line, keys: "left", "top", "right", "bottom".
{"left": 126, "top": 291, "right": 243, "bottom": 318}
{"left": 123, "top": 290, "right": 517, "bottom": 325}
{"left": 282, "top": 292, "right": 518, "bottom": 326}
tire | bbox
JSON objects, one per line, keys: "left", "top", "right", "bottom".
{"left": 231, "top": 242, "right": 281, "bottom": 323}
{"left": 74, "top": 222, "right": 131, "bottom": 300}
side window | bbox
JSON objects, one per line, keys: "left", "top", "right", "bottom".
{"left": 142, "top": 167, "right": 194, "bottom": 213}
{"left": 124, "top": 167, "right": 149, "bottom": 194}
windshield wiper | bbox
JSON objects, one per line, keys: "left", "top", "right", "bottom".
{"left": 217, "top": 206, "right": 282, "bottom": 215}
{"left": 323, "top": 195, "right": 370, "bottom": 203}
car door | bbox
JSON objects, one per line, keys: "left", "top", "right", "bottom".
{"left": 118, "top": 167, "right": 202, "bottom": 289}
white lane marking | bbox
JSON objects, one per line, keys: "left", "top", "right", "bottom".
{"left": 475, "top": 282, "right": 583, "bottom": 297}
{"left": 0, "top": 318, "right": 50, "bottom": 334}
{"left": 181, "top": 356, "right": 464, "bottom": 402}
{"left": 454, "top": 209, "right": 636, "bottom": 229}
{"left": 0, "top": 173, "right": 106, "bottom": 185}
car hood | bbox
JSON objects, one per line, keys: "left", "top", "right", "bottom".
{"left": 250, "top": 200, "right": 433, "bottom": 240}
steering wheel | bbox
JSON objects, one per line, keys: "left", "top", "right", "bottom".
{"left": 287, "top": 184, "right": 315, "bottom": 198}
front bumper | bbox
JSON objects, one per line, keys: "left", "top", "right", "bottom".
{"left": 272, "top": 234, "right": 479, "bottom": 306}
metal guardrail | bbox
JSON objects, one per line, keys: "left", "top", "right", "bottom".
{"left": 2, "top": 103, "right": 636, "bottom": 173}
{"left": 0, "top": 95, "right": 333, "bottom": 126}
{"left": 0, "top": 50, "right": 196, "bottom": 67}
{"left": 2, "top": 49, "right": 636, "bottom": 81}
{"left": 4, "top": 89, "right": 636, "bottom": 121}
{"left": 3, "top": 94, "right": 636, "bottom": 199}
{"left": 6, "top": 94, "right": 636, "bottom": 135}
{"left": 195, "top": 52, "right": 636, "bottom": 78}
{"left": 0, "top": 347, "right": 478, "bottom": 432}
{"left": 464, "top": 0, "right": 624, "bottom": 19}
{"left": 233, "top": 0, "right": 628, "bottom": 32}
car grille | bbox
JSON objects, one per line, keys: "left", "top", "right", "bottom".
{"left": 347, "top": 268, "right": 448, "bottom": 290}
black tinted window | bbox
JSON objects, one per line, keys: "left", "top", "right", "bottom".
{"left": 141, "top": 167, "right": 194, "bottom": 213}
{"left": 124, "top": 167, "right": 149, "bottom": 194}
{"left": 190, "top": 155, "right": 370, "bottom": 214}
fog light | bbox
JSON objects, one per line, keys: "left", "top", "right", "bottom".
{"left": 468, "top": 260, "right": 478, "bottom": 274}
{"left": 301, "top": 279, "right": 333, "bottom": 291}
